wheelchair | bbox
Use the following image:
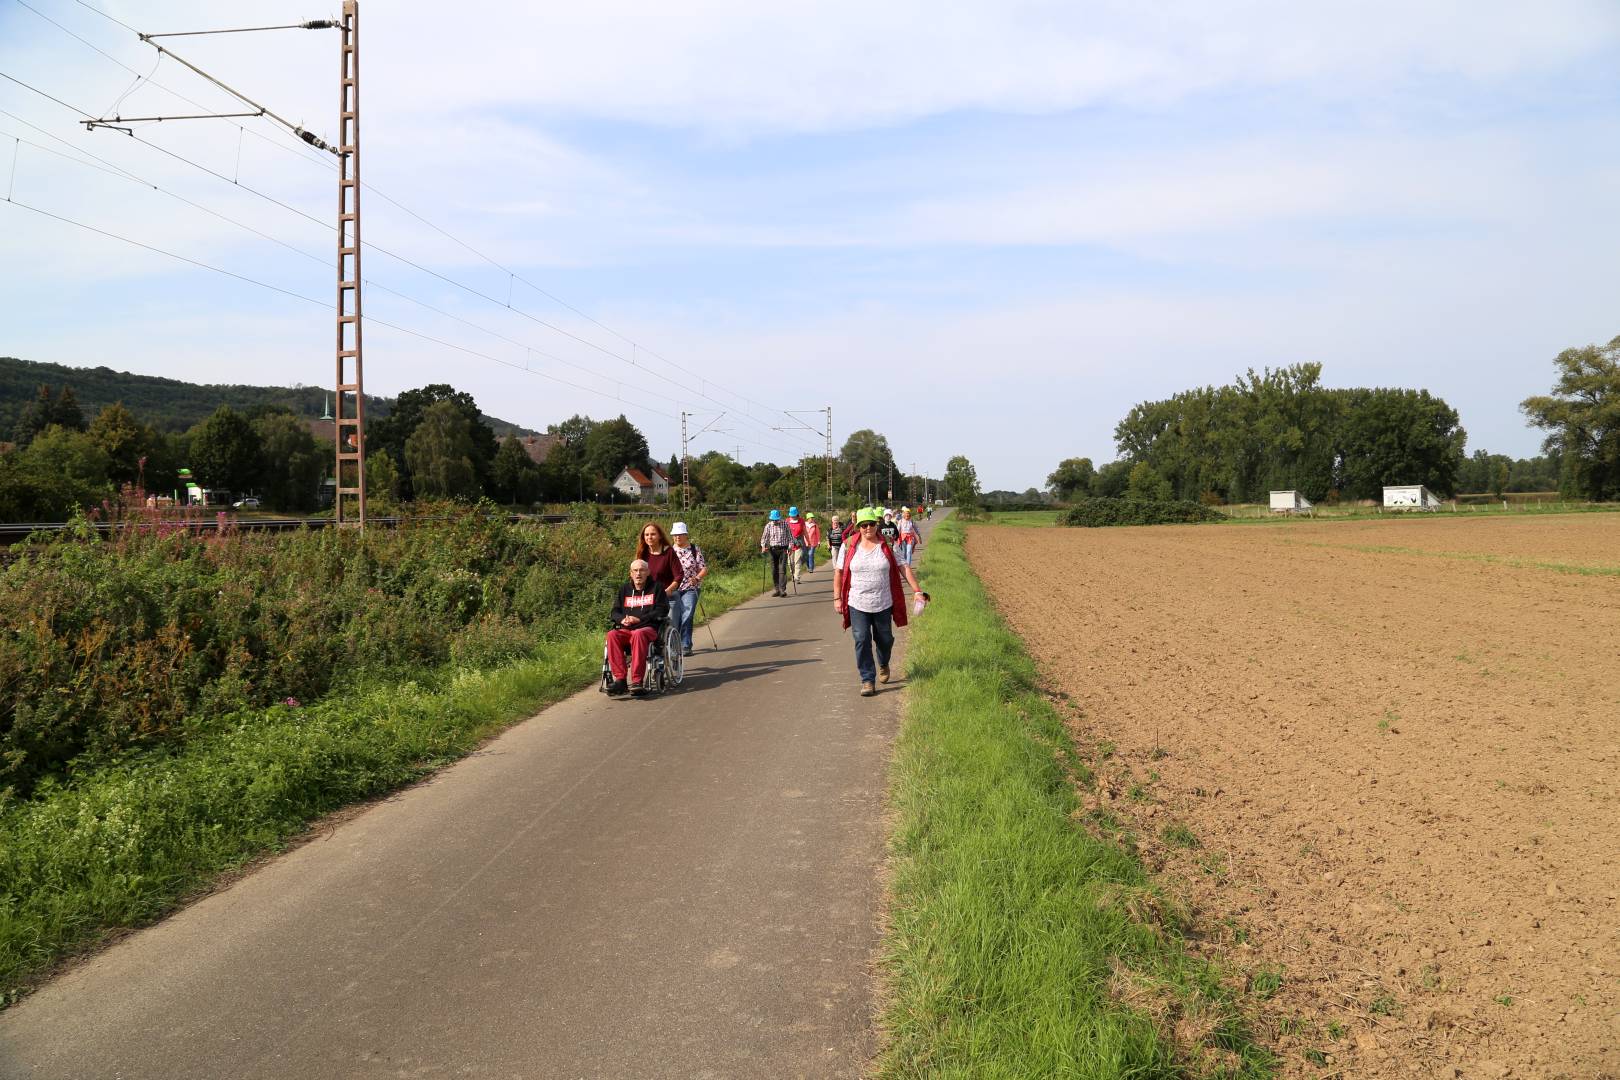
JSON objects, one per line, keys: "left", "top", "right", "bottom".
{"left": 599, "top": 618, "right": 685, "bottom": 697}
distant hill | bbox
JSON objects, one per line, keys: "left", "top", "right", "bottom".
{"left": 0, "top": 356, "right": 538, "bottom": 438}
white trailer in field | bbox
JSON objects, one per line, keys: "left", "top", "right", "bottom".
{"left": 1383, "top": 484, "right": 1443, "bottom": 511}
{"left": 1269, "top": 490, "right": 1313, "bottom": 514}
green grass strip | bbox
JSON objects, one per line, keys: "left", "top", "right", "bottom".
{"left": 0, "top": 564, "right": 768, "bottom": 1004}
{"left": 877, "top": 519, "right": 1272, "bottom": 1078}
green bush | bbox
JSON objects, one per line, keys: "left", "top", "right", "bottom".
{"left": 1061, "top": 497, "right": 1224, "bottom": 527}
{"left": 0, "top": 504, "right": 757, "bottom": 800}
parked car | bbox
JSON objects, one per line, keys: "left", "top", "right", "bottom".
{"left": 233, "top": 497, "right": 261, "bottom": 509}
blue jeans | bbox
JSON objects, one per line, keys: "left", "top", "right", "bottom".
{"left": 849, "top": 606, "right": 894, "bottom": 685}
{"left": 804, "top": 546, "right": 816, "bottom": 571}
{"left": 674, "top": 588, "right": 700, "bottom": 650}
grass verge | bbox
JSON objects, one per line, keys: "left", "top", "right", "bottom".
{"left": 876, "top": 518, "right": 1273, "bottom": 1078}
{"left": 0, "top": 562, "right": 768, "bottom": 1005}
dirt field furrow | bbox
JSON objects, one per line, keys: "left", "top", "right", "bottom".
{"left": 969, "top": 515, "right": 1619, "bottom": 1079}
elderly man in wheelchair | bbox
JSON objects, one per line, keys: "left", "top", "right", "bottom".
{"left": 601, "top": 557, "right": 684, "bottom": 697}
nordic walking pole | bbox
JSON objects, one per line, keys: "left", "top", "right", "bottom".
{"left": 697, "top": 598, "right": 720, "bottom": 650}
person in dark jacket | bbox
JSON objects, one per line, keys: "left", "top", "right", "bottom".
{"left": 606, "top": 558, "right": 669, "bottom": 696}
{"left": 826, "top": 513, "right": 847, "bottom": 567}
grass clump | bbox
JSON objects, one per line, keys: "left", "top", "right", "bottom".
{"left": 877, "top": 518, "right": 1271, "bottom": 1078}
{"left": 1062, "top": 497, "right": 1224, "bottom": 527}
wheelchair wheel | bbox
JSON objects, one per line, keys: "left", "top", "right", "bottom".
{"left": 662, "top": 622, "right": 684, "bottom": 687}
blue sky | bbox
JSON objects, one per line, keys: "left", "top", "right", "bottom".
{"left": 3, "top": 0, "right": 1618, "bottom": 490}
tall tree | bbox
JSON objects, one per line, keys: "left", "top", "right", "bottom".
{"left": 942, "top": 454, "right": 981, "bottom": 507}
{"left": 88, "top": 402, "right": 160, "bottom": 485}
{"left": 1522, "top": 335, "right": 1620, "bottom": 500}
{"left": 189, "top": 405, "right": 262, "bottom": 495}
{"left": 252, "top": 412, "right": 325, "bottom": 512}
{"left": 490, "top": 436, "right": 541, "bottom": 504}
{"left": 404, "top": 400, "right": 479, "bottom": 499}
{"left": 840, "top": 429, "right": 894, "bottom": 503}
{"left": 582, "top": 415, "right": 649, "bottom": 483}
{"left": 369, "top": 384, "right": 497, "bottom": 497}
{"left": 1046, "top": 457, "right": 1096, "bottom": 500}
{"left": 1334, "top": 388, "right": 1466, "bottom": 499}
{"left": 51, "top": 386, "right": 87, "bottom": 432}
{"left": 11, "top": 385, "right": 56, "bottom": 447}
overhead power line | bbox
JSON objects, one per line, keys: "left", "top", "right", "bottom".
{"left": 30, "top": 1, "right": 823, "bottom": 449}
{"left": 3, "top": 21, "right": 822, "bottom": 455}
{"left": 0, "top": 183, "right": 802, "bottom": 456}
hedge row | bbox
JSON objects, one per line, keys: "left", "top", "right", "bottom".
{"left": 0, "top": 504, "right": 759, "bottom": 799}
{"left": 1060, "top": 497, "right": 1225, "bottom": 527}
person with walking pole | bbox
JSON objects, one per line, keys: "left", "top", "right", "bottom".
{"left": 833, "top": 506, "right": 923, "bottom": 697}
{"left": 760, "top": 509, "right": 792, "bottom": 597}
{"left": 668, "top": 521, "right": 707, "bottom": 656}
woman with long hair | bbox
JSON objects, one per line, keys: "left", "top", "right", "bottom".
{"left": 635, "top": 521, "right": 684, "bottom": 595}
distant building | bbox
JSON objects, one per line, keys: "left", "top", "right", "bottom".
{"left": 1383, "top": 484, "right": 1443, "bottom": 511}
{"left": 612, "top": 466, "right": 670, "bottom": 502}
{"left": 519, "top": 433, "right": 563, "bottom": 464}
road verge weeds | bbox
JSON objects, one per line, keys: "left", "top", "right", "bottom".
{"left": 0, "top": 552, "right": 767, "bottom": 1004}
{"left": 876, "top": 518, "right": 1272, "bottom": 1077}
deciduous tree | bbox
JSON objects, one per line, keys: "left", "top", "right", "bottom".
{"left": 1046, "top": 457, "right": 1096, "bottom": 500}
{"left": 942, "top": 454, "right": 980, "bottom": 507}
{"left": 252, "top": 412, "right": 324, "bottom": 512}
{"left": 189, "top": 406, "right": 262, "bottom": 495}
{"left": 405, "top": 400, "right": 479, "bottom": 499}
{"left": 1522, "top": 335, "right": 1620, "bottom": 500}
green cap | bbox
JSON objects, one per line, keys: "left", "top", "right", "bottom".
{"left": 856, "top": 506, "right": 881, "bottom": 525}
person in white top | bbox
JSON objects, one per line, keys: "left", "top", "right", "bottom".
{"left": 894, "top": 506, "right": 920, "bottom": 567}
{"left": 833, "top": 505, "right": 923, "bottom": 697}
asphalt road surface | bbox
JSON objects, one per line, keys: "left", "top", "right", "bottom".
{"left": 0, "top": 513, "right": 941, "bottom": 1080}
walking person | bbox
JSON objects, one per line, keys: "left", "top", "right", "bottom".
{"left": 803, "top": 512, "right": 821, "bottom": 573}
{"left": 669, "top": 521, "right": 707, "bottom": 656}
{"left": 636, "top": 521, "right": 684, "bottom": 595}
{"left": 785, "top": 506, "right": 807, "bottom": 586}
{"left": 894, "top": 506, "right": 921, "bottom": 568}
{"left": 833, "top": 506, "right": 924, "bottom": 698}
{"left": 760, "top": 509, "right": 791, "bottom": 597}
{"left": 826, "top": 513, "right": 846, "bottom": 570}
{"left": 878, "top": 509, "right": 900, "bottom": 546}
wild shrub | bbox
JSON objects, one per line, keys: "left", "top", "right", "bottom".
{"left": 0, "top": 505, "right": 758, "bottom": 799}
{"left": 1061, "top": 497, "right": 1224, "bottom": 527}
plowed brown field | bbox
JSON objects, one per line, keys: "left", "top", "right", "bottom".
{"left": 967, "top": 514, "right": 1619, "bottom": 1078}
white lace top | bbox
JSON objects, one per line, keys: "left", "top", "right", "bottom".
{"left": 842, "top": 543, "right": 893, "bottom": 614}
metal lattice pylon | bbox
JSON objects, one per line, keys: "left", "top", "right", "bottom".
{"left": 333, "top": 0, "right": 366, "bottom": 526}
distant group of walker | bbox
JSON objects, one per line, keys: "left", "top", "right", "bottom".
{"left": 601, "top": 503, "right": 933, "bottom": 700}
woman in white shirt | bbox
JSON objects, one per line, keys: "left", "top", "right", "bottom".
{"left": 833, "top": 506, "right": 923, "bottom": 697}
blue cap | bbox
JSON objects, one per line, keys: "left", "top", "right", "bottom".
{"left": 769, "top": 509, "right": 781, "bottom": 520}
{"left": 788, "top": 506, "right": 799, "bottom": 517}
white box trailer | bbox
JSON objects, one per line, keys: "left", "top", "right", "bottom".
{"left": 1269, "top": 490, "right": 1313, "bottom": 514}
{"left": 1383, "top": 484, "right": 1443, "bottom": 511}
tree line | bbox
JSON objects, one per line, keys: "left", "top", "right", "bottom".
{"left": 1046, "top": 340, "right": 1617, "bottom": 505}
{"left": 1, "top": 376, "right": 981, "bottom": 519}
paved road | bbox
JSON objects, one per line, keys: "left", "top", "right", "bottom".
{"left": 0, "top": 514, "right": 941, "bottom": 1080}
